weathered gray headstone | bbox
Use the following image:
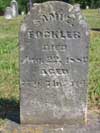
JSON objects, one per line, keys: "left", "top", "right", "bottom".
{"left": 86, "top": 6, "right": 89, "bottom": 9}
{"left": 20, "top": 1, "right": 89, "bottom": 125}
{"left": 4, "top": 7, "right": 13, "bottom": 20}
{"left": 98, "top": 8, "right": 100, "bottom": 14}
{"left": 21, "top": 11, "right": 25, "bottom": 16}
{"left": 10, "top": 0, "right": 18, "bottom": 17}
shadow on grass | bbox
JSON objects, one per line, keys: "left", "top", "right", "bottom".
{"left": 0, "top": 98, "right": 20, "bottom": 123}
{"left": 91, "top": 28, "right": 100, "bottom": 31}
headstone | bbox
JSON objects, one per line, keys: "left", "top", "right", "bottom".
{"left": 98, "top": 8, "right": 100, "bottom": 14}
{"left": 86, "top": 6, "right": 89, "bottom": 9}
{"left": 21, "top": 11, "right": 25, "bottom": 16}
{"left": 10, "top": 0, "right": 18, "bottom": 17}
{"left": 20, "top": 1, "right": 89, "bottom": 125}
{"left": 4, "top": 7, "right": 13, "bottom": 19}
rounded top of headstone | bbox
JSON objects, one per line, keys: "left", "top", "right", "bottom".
{"left": 11, "top": 0, "right": 17, "bottom": 4}
{"left": 22, "top": 1, "right": 89, "bottom": 35}
{"left": 6, "top": 6, "right": 12, "bottom": 10}
{"left": 32, "top": 1, "right": 73, "bottom": 9}
{"left": 4, "top": 6, "right": 13, "bottom": 19}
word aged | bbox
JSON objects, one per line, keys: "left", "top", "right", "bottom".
{"left": 40, "top": 68, "right": 69, "bottom": 76}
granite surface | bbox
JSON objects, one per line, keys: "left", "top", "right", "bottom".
{"left": 20, "top": 1, "right": 89, "bottom": 124}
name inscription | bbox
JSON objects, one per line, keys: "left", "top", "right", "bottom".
{"left": 33, "top": 12, "right": 75, "bottom": 26}
{"left": 27, "top": 30, "right": 81, "bottom": 39}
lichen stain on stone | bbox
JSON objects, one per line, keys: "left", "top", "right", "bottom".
{"left": 69, "top": 14, "right": 76, "bottom": 19}
{"left": 21, "top": 23, "right": 27, "bottom": 32}
{"left": 79, "top": 20, "right": 88, "bottom": 28}
{"left": 39, "top": 7, "right": 42, "bottom": 13}
{"left": 55, "top": 128, "right": 64, "bottom": 131}
{"left": 33, "top": 3, "right": 39, "bottom": 6}
{"left": 78, "top": 15, "right": 82, "bottom": 20}
{"left": 20, "top": 46, "right": 24, "bottom": 51}
{"left": 74, "top": 4, "right": 80, "bottom": 13}
{"left": 49, "top": 5, "right": 55, "bottom": 12}
{"left": 68, "top": 6, "right": 73, "bottom": 12}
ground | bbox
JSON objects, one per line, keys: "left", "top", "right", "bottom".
{"left": 0, "top": 9, "right": 100, "bottom": 128}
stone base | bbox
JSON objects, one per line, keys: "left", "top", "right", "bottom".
{"left": 1, "top": 112, "right": 100, "bottom": 133}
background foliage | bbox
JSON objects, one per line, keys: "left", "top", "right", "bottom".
{"left": 0, "top": 0, "right": 100, "bottom": 14}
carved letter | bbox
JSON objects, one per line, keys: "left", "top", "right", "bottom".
{"left": 49, "top": 13, "right": 55, "bottom": 21}
{"left": 41, "top": 69, "right": 48, "bottom": 75}
{"left": 41, "top": 15, "right": 48, "bottom": 22}
{"left": 51, "top": 31, "right": 59, "bottom": 39}
{"left": 67, "top": 31, "right": 73, "bottom": 38}
{"left": 36, "top": 31, "right": 43, "bottom": 38}
{"left": 74, "top": 31, "right": 81, "bottom": 38}
{"left": 28, "top": 30, "right": 35, "bottom": 39}
{"left": 44, "top": 31, "right": 51, "bottom": 38}
{"left": 49, "top": 69, "right": 55, "bottom": 75}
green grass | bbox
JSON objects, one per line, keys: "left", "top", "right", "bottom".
{"left": 82, "top": 9, "right": 100, "bottom": 29}
{"left": 0, "top": 10, "right": 100, "bottom": 125}
{"left": 0, "top": 16, "right": 23, "bottom": 101}
{"left": 0, "top": 16, "right": 23, "bottom": 127}
{"left": 89, "top": 32, "right": 100, "bottom": 107}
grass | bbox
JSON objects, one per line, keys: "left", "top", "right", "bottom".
{"left": 0, "top": 9, "right": 100, "bottom": 125}
{"left": 0, "top": 16, "right": 23, "bottom": 127}
{"left": 0, "top": 16, "right": 23, "bottom": 101}
{"left": 82, "top": 9, "right": 100, "bottom": 29}
{"left": 89, "top": 31, "right": 100, "bottom": 107}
